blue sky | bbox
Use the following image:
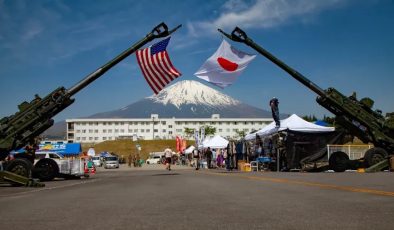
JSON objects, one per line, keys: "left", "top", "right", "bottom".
{"left": 1, "top": 0, "right": 393, "bottom": 122}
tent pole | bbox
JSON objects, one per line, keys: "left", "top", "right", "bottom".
{"left": 277, "top": 148, "right": 280, "bottom": 172}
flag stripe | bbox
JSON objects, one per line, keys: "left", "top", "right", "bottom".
{"left": 141, "top": 49, "right": 161, "bottom": 94}
{"left": 135, "top": 37, "right": 181, "bottom": 94}
{"left": 152, "top": 54, "right": 171, "bottom": 84}
{"left": 150, "top": 53, "right": 170, "bottom": 85}
{"left": 146, "top": 51, "right": 167, "bottom": 87}
{"left": 141, "top": 48, "right": 162, "bottom": 93}
{"left": 164, "top": 52, "right": 181, "bottom": 77}
{"left": 136, "top": 50, "right": 158, "bottom": 94}
{"left": 160, "top": 52, "right": 177, "bottom": 78}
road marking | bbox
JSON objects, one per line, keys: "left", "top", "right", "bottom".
{"left": 203, "top": 171, "right": 394, "bottom": 197}
{"left": 0, "top": 179, "right": 101, "bottom": 198}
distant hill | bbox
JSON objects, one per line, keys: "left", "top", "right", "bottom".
{"left": 44, "top": 80, "right": 274, "bottom": 138}
{"left": 89, "top": 80, "right": 272, "bottom": 118}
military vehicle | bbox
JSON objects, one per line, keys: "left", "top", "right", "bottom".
{"left": 0, "top": 22, "right": 181, "bottom": 186}
{"left": 218, "top": 27, "right": 394, "bottom": 172}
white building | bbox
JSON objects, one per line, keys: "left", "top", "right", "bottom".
{"left": 66, "top": 114, "right": 272, "bottom": 143}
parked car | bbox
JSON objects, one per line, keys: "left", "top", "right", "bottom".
{"left": 103, "top": 156, "right": 119, "bottom": 169}
{"left": 91, "top": 156, "right": 102, "bottom": 167}
{"left": 146, "top": 155, "right": 162, "bottom": 164}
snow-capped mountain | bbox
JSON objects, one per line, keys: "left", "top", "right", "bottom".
{"left": 89, "top": 80, "right": 271, "bottom": 118}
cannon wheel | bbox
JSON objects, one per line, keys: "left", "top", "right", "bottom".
{"left": 5, "top": 158, "right": 33, "bottom": 178}
{"left": 364, "top": 147, "right": 388, "bottom": 168}
{"left": 33, "top": 158, "right": 59, "bottom": 181}
{"left": 329, "top": 151, "right": 349, "bottom": 172}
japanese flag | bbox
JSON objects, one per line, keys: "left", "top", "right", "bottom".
{"left": 194, "top": 40, "right": 256, "bottom": 88}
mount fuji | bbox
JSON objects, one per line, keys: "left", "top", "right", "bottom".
{"left": 43, "top": 80, "right": 272, "bottom": 138}
{"left": 89, "top": 80, "right": 271, "bottom": 118}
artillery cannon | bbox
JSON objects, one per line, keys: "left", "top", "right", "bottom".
{"left": 0, "top": 22, "right": 181, "bottom": 185}
{"left": 218, "top": 27, "right": 394, "bottom": 172}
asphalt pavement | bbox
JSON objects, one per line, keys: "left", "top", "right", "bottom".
{"left": 1, "top": 164, "right": 394, "bottom": 230}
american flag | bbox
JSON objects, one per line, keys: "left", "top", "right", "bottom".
{"left": 136, "top": 37, "right": 181, "bottom": 94}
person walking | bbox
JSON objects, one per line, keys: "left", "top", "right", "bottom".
{"left": 206, "top": 147, "right": 213, "bottom": 169}
{"left": 128, "top": 154, "right": 133, "bottom": 167}
{"left": 192, "top": 148, "right": 200, "bottom": 170}
{"left": 164, "top": 146, "right": 172, "bottom": 171}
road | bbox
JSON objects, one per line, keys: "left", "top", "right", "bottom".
{"left": 1, "top": 164, "right": 394, "bottom": 230}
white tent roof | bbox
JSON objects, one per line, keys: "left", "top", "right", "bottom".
{"left": 202, "top": 135, "right": 229, "bottom": 148}
{"left": 184, "top": 145, "right": 195, "bottom": 154}
{"left": 245, "top": 114, "right": 335, "bottom": 140}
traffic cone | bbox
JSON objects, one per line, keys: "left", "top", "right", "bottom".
{"left": 84, "top": 163, "right": 89, "bottom": 174}
{"left": 91, "top": 166, "right": 96, "bottom": 175}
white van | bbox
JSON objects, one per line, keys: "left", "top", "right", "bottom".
{"left": 146, "top": 155, "right": 162, "bottom": 164}
{"left": 91, "top": 156, "right": 102, "bottom": 167}
{"left": 103, "top": 156, "right": 119, "bottom": 169}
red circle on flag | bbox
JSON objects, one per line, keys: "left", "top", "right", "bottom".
{"left": 217, "top": 57, "right": 238, "bottom": 71}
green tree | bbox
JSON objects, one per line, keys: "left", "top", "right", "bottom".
{"left": 235, "top": 130, "right": 246, "bottom": 139}
{"left": 184, "top": 127, "right": 195, "bottom": 138}
{"left": 203, "top": 125, "right": 216, "bottom": 136}
{"left": 302, "top": 114, "right": 317, "bottom": 122}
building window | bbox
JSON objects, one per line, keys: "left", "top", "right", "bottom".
{"left": 234, "top": 122, "right": 237, "bottom": 125}
{"left": 94, "top": 137, "right": 98, "bottom": 140}
{"left": 169, "top": 131, "right": 173, "bottom": 134}
{"left": 95, "top": 129, "right": 98, "bottom": 133}
{"left": 120, "top": 122, "right": 124, "bottom": 125}
{"left": 154, "top": 129, "right": 158, "bottom": 133}
{"left": 88, "top": 129, "right": 93, "bottom": 133}
{"left": 219, "top": 129, "right": 223, "bottom": 132}
{"left": 103, "top": 137, "right": 107, "bottom": 140}
{"left": 115, "top": 129, "right": 119, "bottom": 133}
{"left": 128, "top": 129, "right": 132, "bottom": 133}
{"left": 134, "top": 129, "right": 138, "bottom": 132}
{"left": 108, "top": 122, "right": 112, "bottom": 125}
{"left": 120, "top": 129, "right": 124, "bottom": 133}
{"left": 76, "top": 137, "right": 81, "bottom": 141}
{"left": 103, "top": 129, "right": 107, "bottom": 133}
{"left": 82, "top": 130, "right": 86, "bottom": 133}
{"left": 108, "top": 130, "right": 112, "bottom": 133}
{"left": 146, "top": 129, "right": 150, "bottom": 132}
{"left": 169, "top": 125, "right": 172, "bottom": 128}
{"left": 141, "top": 129, "right": 145, "bottom": 133}
{"left": 162, "top": 129, "right": 166, "bottom": 133}
{"left": 76, "top": 130, "right": 81, "bottom": 133}
{"left": 161, "top": 121, "right": 166, "bottom": 125}
{"left": 82, "top": 137, "right": 86, "bottom": 141}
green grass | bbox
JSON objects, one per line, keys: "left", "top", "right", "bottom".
{"left": 81, "top": 139, "right": 194, "bottom": 160}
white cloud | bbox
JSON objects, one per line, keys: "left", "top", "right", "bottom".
{"left": 188, "top": 0, "right": 347, "bottom": 36}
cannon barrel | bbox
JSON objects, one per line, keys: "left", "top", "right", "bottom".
{"left": 0, "top": 22, "right": 181, "bottom": 156}
{"left": 68, "top": 23, "right": 181, "bottom": 96}
{"left": 218, "top": 27, "right": 325, "bottom": 97}
{"left": 218, "top": 26, "right": 394, "bottom": 172}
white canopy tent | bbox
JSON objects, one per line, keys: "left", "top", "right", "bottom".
{"left": 245, "top": 114, "right": 335, "bottom": 141}
{"left": 184, "top": 145, "right": 195, "bottom": 154}
{"left": 202, "top": 135, "right": 229, "bottom": 148}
